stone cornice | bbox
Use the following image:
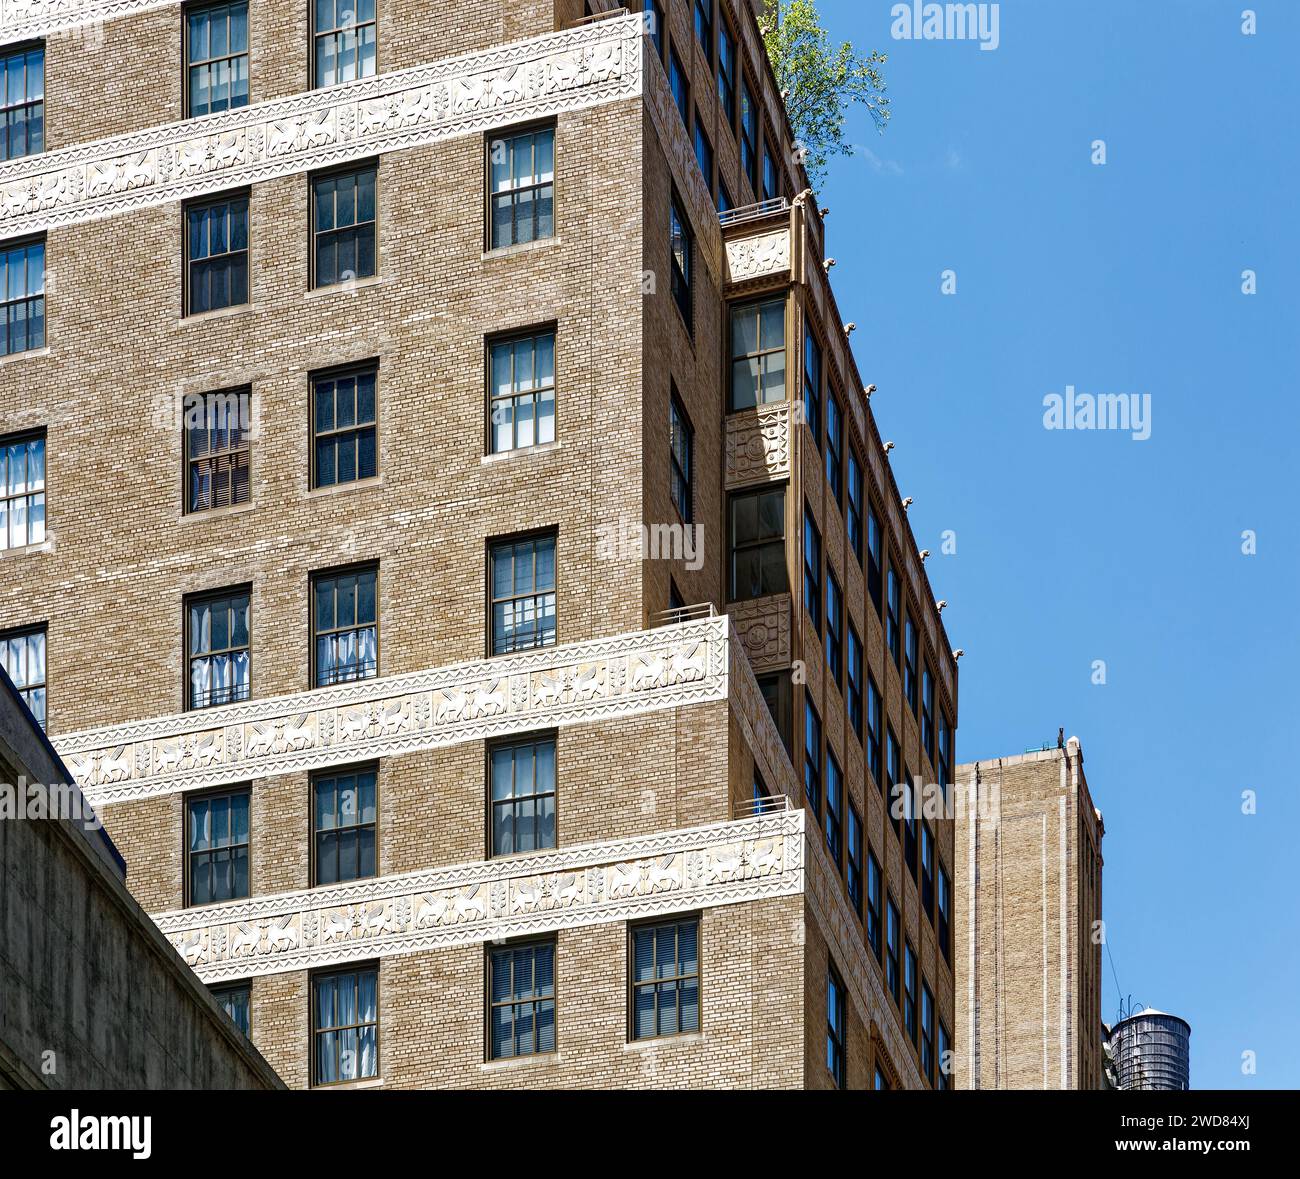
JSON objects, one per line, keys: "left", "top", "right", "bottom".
{"left": 0, "top": 0, "right": 175, "bottom": 42}
{"left": 0, "top": 12, "right": 642, "bottom": 238}
{"left": 153, "top": 808, "right": 805, "bottom": 983}
{"left": 57, "top": 615, "right": 728, "bottom": 806}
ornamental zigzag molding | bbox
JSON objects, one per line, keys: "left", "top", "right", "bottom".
{"left": 0, "top": 13, "right": 643, "bottom": 239}
{"left": 0, "top": 0, "right": 175, "bottom": 41}
{"left": 152, "top": 808, "right": 806, "bottom": 984}
{"left": 56, "top": 616, "right": 729, "bottom": 807}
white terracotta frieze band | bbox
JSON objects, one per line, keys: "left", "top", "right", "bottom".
{"left": 0, "top": 0, "right": 176, "bottom": 42}
{"left": 153, "top": 808, "right": 805, "bottom": 983}
{"left": 57, "top": 615, "right": 728, "bottom": 807}
{"left": 0, "top": 13, "right": 642, "bottom": 238}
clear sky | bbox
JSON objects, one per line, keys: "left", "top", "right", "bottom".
{"left": 814, "top": 0, "right": 1299, "bottom": 1089}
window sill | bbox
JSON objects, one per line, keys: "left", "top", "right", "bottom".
{"left": 480, "top": 441, "right": 561, "bottom": 466}
{"left": 305, "top": 476, "right": 384, "bottom": 500}
{"left": 303, "top": 275, "right": 386, "bottom": 302}
{"left": 0, "top": 346, "right": 50, "bottom": 368}
{"left": 480, "top": 1052, "right": 560, "bottom": 1072}
{"left": 312, "top": 1077, "right": 384, "bottom": 1091}
{"left": 0, "top": 539, "right": 52, "bottom": 559}
{"left": 176, "top": 303, "right": 257, "bottom": 329}
{"left": 482, "top": 235, "right": 560, "bottom": 262}
{"left": 178, "top": 500, "right": 257, "bottom": 525}
{"left": 623, "top": 1032, "right": 705, "bottom": 1052}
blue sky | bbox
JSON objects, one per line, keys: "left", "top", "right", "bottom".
{"left": 815, "top": 0, "right": 1299, "bottom": 1089}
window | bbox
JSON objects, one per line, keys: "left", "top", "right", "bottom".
{"left": 757, "top": 671, "right": 792, "bottom": 755}
{"left": 867, "top": 503, "right": 883, "bottom": 612}
{"left": 846, "top": 803, "right": 863, "bottom": 912}
{"left": 922, "top": 667, "right": 935, "bottom": 761}
{"left": 311, "top": 164, "right": 376, "bottom": 288}
{"left": 905, "top": 618, "right": 918, "bottom": 711}
{"left": 717, "top": 176, "right": 733, "bottom": 215}
{"left": 825, "top": 570, "right": 842, "bottom": 684}
{"left": 489, "top": 939, "right": 556, "bottom": 1059}
{"left": 312, "top": 565, "right": 378, "bottom": 686}
{"left": 185, "top": 2, "right": 248, "bottom": 116}
{"left": 729, "top": 486, "right": 786, "bottom": 601}
{"left": 490, "top": 736, "right": 556, "bottom": 855}
{"left": 0, "top": 236, "right": 44, "bottom": 355}
{"left": 866, "top": 675, "right": 882, "bottom": 787}
{"left": 631, "top": 918, "right": 699, "bottom": 1039}
{"left": 904, "top": 776, "right": 918, "bottom": 874}
{"left": 763, "top": 143, "right": 779, "bottom": 201}
{"left": 490, "top": 533, "right": 557, "bottom": 654}
{"left": 184, "top": 388, "right": 251, "bottom": 512}
{"left": 826, "top": 964, "right": 846, "bottom": 1088}
{"left": 313, "top": 0, "right": 377, "bottom": 89}
{"left": 803, "top": 699, "right": 821, "bottom": 822}
{"left": 488, "top": 127, "right": 555, "bottom": 249}
{"left": 937, "top": 865, "right": 952, "bottom": 963}
{"left": 647, "top": 0, "right": 665, "bottom": 57}
{"left": 885, "top": 898, "right": 900, "bottom": 1003}
{"left": 846, "top": 623, "right": 863, "bottom": 738}
{"left": 886, "top": 564, "right": 901, "bottom": 664}
{"left": 669, "top": 393, "right": 693, "bottom": 522}
{"left": 186, "top": 787, "right": 250, "bottom": 905}
{"left": 185, "top": 192, "right": 249, "bottom": 314}
{"left": 904, "top": 942, "right": 918, "bottom": 1042}
{"left": 803, "top": 331, "right": 822, "bottom": 447}
{"left": 669, "top": 197, "right": 692, "bottom": 325}
{"left": 921, "top": 822, "right": 935, "bottom": 917}
{"left": 921, "top": 982, "right": 935, "bottom": 1083}
{"left": 825, "top": 749, "right": 842, "bottom": 864}
{"left": 186, "top": 588, "right": 250, "bottom": 709}
{"left": 1, "top": 625, "right": 45, "bottom": 727}
{"left": 875, "top": 1065, "right": 891, "bottom": 1091}
{"left": 0, "top": 43, "right": 43, "bottom": 161}
{"left": 489, "top": 331, "right": 555, "bottom": 454}
{"left": 729, "top": 298, "right": 786, "bottom": 411}
{"left": 693, "top": 114, "right": 713, "bottom": 192}
{"left": 740, "top": 79, "right": 758, "bottom": 191}
{"left": 694, "top": 0, "right": 713, "bottom": 59}
{"left": 1, "top": 430, "right": 45, "bottom": 549}
{"left": 938, "top": 1020, "right": 952, "bottom": 1089}
{"left": 312, "top": 966, "right": 378, "bottom": 1085}
{"left": 866, "top": 851, "right": 883, "bottom": 959}
{"left": 313, "top": 765, "right": 377, "bottom": 885}
{"left": 668, "top": 48, "right": 689, "bottom": 124}
{"left": 825, "top": 393, "right": 843, "bottom": 503}
{"left": 717, "top": 18, "right": 737, "bottom": 125}
{"left": 210, "top": 982, "right": 250, "bottom": 1037}
{"left": 846, "top": 451, "right": 863, "bottom": 563}
{"left": 311, "top": 364, "right": 377, "bottom": 488}
{"left": 938, "top": 714, "right": 952, "bottom": 800}
{"left": 802, "top": 507, "right": 821, "bottom": 631}
{"left": 887, "top": 726, "right": 901, "bottom": 809}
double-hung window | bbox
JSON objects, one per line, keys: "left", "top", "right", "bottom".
{"left": 886, "top": 564, "right": 902, "bottom": 665}
{"left": 825, "top": 570, "right": 842, "bottom": 684}
{"left": 0, "top": 236, "right": 44, "bottom": 355}
{"left": 846, "top": 804, "right": 863, "bottom": 912}
{"left": 1, "top": 430, "right": 45, "bottom": 548}
{"left": 313, "top": 0, "right": 377, "bottom": 89}
{"left": 904, "top": 942, "right": 918, "bottom": 1042}
{"left": 312, "top": 966, "right": 378, "bottom": 1084}
{"left": 729, "top": 486, "right": 786, "bottom": 601}
{"left": 669, "top": 394, "right": 693, "bottom": 522}
{"left": 866, "top": 675, "right": 883, "bottom": 787}
{"left": 729, "top": 298, "right": 786, "bottom": 410}
{"left": 803, "top": 332, "right": 822, "bottom": 447}
{"left": 0, "top": 625, "right": 45, "bottom": 727}
{"left": 717, "top": 19, "right": 737, "bottom": 124}
{"left": 921, "top": 822, "right": 935, "bottom": 916}
{"left": 185, "top": 2, "right": 249, "bottom": 116}
{"left": 847, "top": 624, "right": 863, "bottom": 738}
{"left": 211, "top": 982, "right": 251, "bottom": 1036}
{"left": 490, "top": 736, "right": 556, "bottom": 855}
{"left": 489, "top": 127, "right": 555, "bottom": 249}
{"left": 0, "top": 43, "right": 43, "bottom": 160}
{"left": 489, "top": 940, "right": 556, "bottom": 1059}
{"left": 489, "top": 331, "right": 555, "bottom": 454}
{"left": 186, "top": 588, "right": 250, "bottom": 709}
{"left": 825, "top": 749, "right": 842, "bottom": 864}
{"left": 490, "top": 533, "right": 557, "bottom": 654}
{"left": 312, "top": 565, "right": 378, "bottom": 686}
{"left": 186, "top": 787, "right": 250, "bottom": 905}
{"left": 739, "top": 80, "right": 758, "bottom": 190}
{"left": 311, "top": 164, "right": 377, "bottom": 288}
{"left": 803, "top": 699, "right": 822, "bottom": 822}
{"left": 825, "top": 393, "right": 843, "bottom": 503}
{"left": 826, "top": 965, "right": 846, "bottom": 1088}
{"left": 867, "top": 503, "right": 884, "bottom": 612}
{"left": 668, "top": 48, "right": 689, "bottom": 124}
{"left": 313, "top": 764, "right": 377, "bottom": 885}
{"left": 311, "top": 364, "right": 378, "bottom": 488}
{"left": 866, "top": 851, "right": 883, "bottom": 959}
{"left": 185, "top": 192, "right": 249, "bottom": 314}
{"left": 885, "top": 898, "right": 901, "bottom": 1003}
{"left": 846, "top": 450, "right": 863, "bottom": 562}
{"left": 921, "top": 982, "right": 935, "bottom": 1083}
{"left": 184, "top": 388, "right": 251, "bottom": 512}
{"left": 669, "top": 197, "right": 693, "bottom": 325}
{"left": 631, "top": 918, "right": 699, "bottom": 1039}
{"left": 803, "top": 508, "right": 821, "bottom": 631}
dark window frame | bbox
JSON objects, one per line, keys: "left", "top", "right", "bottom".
{"left": 0, "top": 41, "right": 44, "bottom": 162}
{"left": 728, "top": 295, "right": 787, "bottom": 412}
{"left": 826, "top": 962, "right": 847, "bottom": 1088}
{"left": 904, "top": 940, "right": 918, "bottom": 1043}
{"left": 184, "top": 584, "right": 251, "bottom": 711}
{"left": 183, "top": 1, "right": 250, "bottom": 118}
{"left": 311, "top": 962, "right": 379, "bottom": 1086}
{"left": 846, "top": 800, "right": 862, "bottom": 912}
{"left": 802, "top": 505, "right": 821, "bottom": 632}
{"left": 846, "top": 622, "right": 863, "bottom": 739}
{"left": 309, "top": 360, "right": 379, "bottom": 490}
{"left": 0, "top": 621, "right": 46, "bottom": 728}
{"left": 487, "top": 936, "right": 557, "bottom": 1060}
{"left": 488, "top": 529, "right": 558, "bottom": 656}
{"left": 825, "top": 747, "right": 842, "bottom": 864}
{"left": 0, "top": 426, "right": 46, "bottom": 549}
{"left": 803, "top": 697, "right": 822, "bottom": 824}
{"left": 825, "top": 567, "right": 842, "bottom": 684}
{"left": 487, "top": 325, "right": 557, "bottom": 455}
{"left": 885, "top": 896, "right": 901, "bottom": 1004}
{"left": 866, "top": 849, "right": 883, "bottom": 960}
{"left": 209, "top": 980, "right": 252, "bottom": 1036}
{"left": 825, "top": 390, "right": 843, "bottom": 504}
{"left": 669, "top": 389, "right": 694, "bottom": 524}
{"left": 669, "top": 193, "right": 693, "bottom": 329}
{"left": 311, "top": 761, "right": 379, "bottom": 887}
{"left": 487, "top": 731, "right": 558, "bottom": 858}
{"left": 486, "top": 123, "right": 556, "bottom": 251}
{"left": 728, "top": 484, "right": 787, "bottom": 602}
{"left": 0, "top": 233, "right": 46, "bottom": 356}
{"left": 309, "top": 160, "right": 378, "bottom": 290}
{"left": 183, "top": 386, "right": 252, "bottom": 514}
{"left": 184, "top": 783, "right": 251, "bottom": 908}
{"left": 183, "top": 189, "right": 250, "bottom": 317}
{"left": 629, "top": 915, "right": 702, "bottom": 1041}
{"left": 846, "top": 449, "right": 863, "bottom": 563}
{"left": 310, "top": 561, "right": 379, "bottom": 688}
{"left": 310, "top": 0, "right": 378, "bottom": 90}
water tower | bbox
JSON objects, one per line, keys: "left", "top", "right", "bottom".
{"left": 1110, "top": 1008, "right": 1191, "bottom": 1091}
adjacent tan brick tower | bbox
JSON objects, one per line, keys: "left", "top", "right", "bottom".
{"left": 954, "top": 738, "right": 1104, "bottom": 1089}
{"left": 0, "top": 0, "right": 958, "bottom": 1088}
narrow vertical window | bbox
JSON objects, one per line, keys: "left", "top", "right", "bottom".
{"left": 185, "top": 193, "right": 249, "bottom": 315}
{"left": 825, "top": 393, "right": 843, "bottom": 503}
{"left": 210, "top": 982, "right": 251, "bottom": 1036}
{"left": 825, "top": 570, "right": 842, "bottom": 684}
{"left": 757, "top": 671, "right": 792, "bottom": 754}
{"left": 921, "top": 982, "right": 935, "bottom": 1082}
{"left": 937, "top": 865, "right": 952, "bottom": 963}
{"left": 0, "top": 430, "right": 45, "bottom": 549}
{"left": 489, "top": 331, "right": 555, "bottom": 454}
{"left": 846, "top": 623, "right": 863, "bottom": 738}
{"left": 717, "top": 177, "right": 733, "bottom": 215}
{"left": 184, "top": 388, "right": 251, "bottom": 512}
{"left": 693, "top": 116, "right": 713, "bottom": 194}
{"left": 905, "top": 617, "right": 918, "bottom": 711}
{"left": 185, "top": 2, "right": 249, "bottom": 116}
{"left": 825, "top": 750, "right": 842, "bottom": 864}
{"left": 938, "top": 714, "right": 952, "bottom": 800}
{"left": 312, "top": 565, "right": 378, "bottom": 686}
{"left": 866, "top": 675, "right": 882, "bottom": 786}
{"left": 694, "top": 0, "right": 713, "bottom": 60}
{"left": 847, "top": 804, "right": 863, "bottom": 913}
{"left": 887, "top": 726, "right": 901, "bottom": 807}
{"left": 904, "top": 942, "right": 918, "bottom": 1042}
{"left": 938, "top": 1021, "right": 952, "bottom": 1089}
{"left": 669, "top": 48, "right": 689, "bottom": 124}
{"left": 647, "top": 0, "right": 665, "bottom": 57}
{"left": 803, "top": 331, "right": 822, "bottom": 447}
{"left": 313, "top": 0, "right": 377, "bottom": 89}
{"left": 763, "top": 143, "right": 779, "bottom": 201}
{"left": 729, "top": 298, "right": 786, "bottom": 410}
{"left": 866, "top": 504, "right": 883, "bottom": 612}
{"left": 669, "top": 197, "right": 693, "bottom": 326}
{"left": 866, "top": 851, "right": 883, "bottom": 959}
{"left": 186, "top": 787, "right": 250, "bottom": 905}
{"left": 802, "top": 507, "right": 821, "bottom": 631}
{"left": 0, "top": 624, "right": 45, "bottom": 727}
{"left": 186, "top": 588, "right": 250, "bottom": 709}
{"left": 669, "top": 393, "right": 693, "bottom": 522}
{"left": 729, "top": 486, "right": 787, "bottom": 600}
{"left": 0, "top": 43, "right": 43, "bottom": 160}
{"left": 488, "top": 128, "right": 555, "bottom": 249}
{"left": 875, "top": 1065, "right": 891, "bottom": 1090}
{"left": 717, "top": 19, "right": 737, "bottom": 124}
{"left": 311, "top": 164, "right": 377, "bottom": 288}
{"left": 846, "top": 451, "right": 863, "bottom": 562}
{"left": 311, "top": 364, "right": 378, "bottom": 488}
{"left": 489, "top": 940, "right": 556, "bottom": 1059}
{"left": 886, "top": 564, "right": 901, "bottom": 664}
{"left": 312, "top": 764, "right": 377, "bottom": 884}
{"left": 922, "top": 667, "right": 936, "bottom": 761}
{"left": 0, "top": 236, "right": 45, "bottom": 355}
{"left": 631, "top": 919, "right": 700, "bottom": 1039}
{"left": 312, "top": 966, "right": 378, "bottom": 1084}
{"left": 803, "top": 698, "right": 821, "bottom": 822}
{"left": 490, "top": 533, "right": 557, "bottom": 654}
{"left": 886, "top": 899, "right": 900, "bottom": 1002}
{"left": 490, "top": 736, "right": 556, "bottom": 855}
{"left": 740, "top": 79, "right": 758, "bottom": 191}
{"left": 921, "top": 822, "right": 935, "bottom": 917}
{"left": 826, "top": 965, "right": 846, "bottom": 1088}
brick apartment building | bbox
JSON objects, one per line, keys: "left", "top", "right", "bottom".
{"left": 955, "top": 737, "right": 1105, "bottom": 1089}
{"left": 0, "top": 0, "right": 958, "bottom": 1088}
